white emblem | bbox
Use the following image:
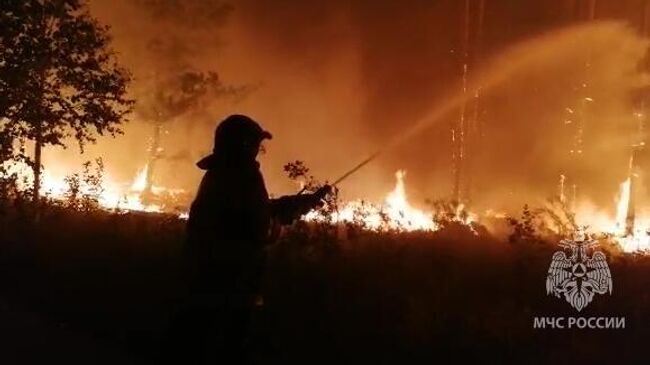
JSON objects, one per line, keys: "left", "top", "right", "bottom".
{"left": 546, "top": 235, "right": 613, "bottom": 312}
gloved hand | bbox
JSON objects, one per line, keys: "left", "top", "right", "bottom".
{"left": 306, "top": 185, "right": 332, "bottom": 210}
{"left": 313, "top": 185, "right": 333, "bottom": 201}
{"left": 270, "top": 185, "right": 334, "bottom": 224}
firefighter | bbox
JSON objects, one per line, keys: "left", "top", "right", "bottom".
{"left": 168, "top": 114, "right": 331, "bottom": 364}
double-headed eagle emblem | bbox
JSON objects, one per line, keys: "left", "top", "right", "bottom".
{"left": 546, "top": 236, "right": 612, "bottom": 311}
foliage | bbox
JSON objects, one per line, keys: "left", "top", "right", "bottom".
{"left": 0, "top": 137, "right": 33, "bottom": 213}
{"left": 425, "top": 198, "right": 473, "bottom": 228}
{"left": 62, "top": 158, "right": 105, "bottom": 212}
{"left": 0, "top": 0, "right": 133, "bottom": 152}
{"left": 129, "top": 0, "right": 250, "bottom": 126}
{"left": 506, "top": 198, "right": 579, "bottom": 245}
{"left": 0, "top": 166, "right": 647, "bottom": 362}
{"left": 0, "top": 162, "right": 32, "bottom": 215}
{"left": 4, "top": 204, "right": 647, "bottom": 363}
{"left": 135, "top": 70, "right": 248, "bottom": 124}
{"left": 283, "top": 160, "right": 340, "bottom": 220}
{"left": 126, "top": 0, "right": 251, "bottom": 194}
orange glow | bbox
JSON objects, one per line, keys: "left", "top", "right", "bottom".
{"left": 5, "top": 158, "right": 650, "bottom": 253}
{"left": 575, "top": 177, "right": 650, "bottom": 253}
{"left": 3, "top": 161, "right": 167, "bottom": 213}
{"left": 305, "top": 170, "right": 474, "bottom": 232}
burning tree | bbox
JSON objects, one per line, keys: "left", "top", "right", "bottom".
{"left": 134, "top": 69, "right": 242, "bottom": 200}
{"left": 128, "top": 0, "right": 249, "bottom": 199}
{"left": 0, "top": 0, "right": 133, "bottom": 206}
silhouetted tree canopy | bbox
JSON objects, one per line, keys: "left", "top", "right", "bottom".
{"left": 0, "top": 0, "right": 133, "bottom": 201}
{"left": 129, "top": 0, "right": 246, "bottom": 125}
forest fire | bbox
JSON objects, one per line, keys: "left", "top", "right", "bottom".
{"left": 0, "top": 2, "right": 648, "bottom": 251}
{"left": 572, "top": 177, "right": 650, "bottom": 253}
{"left": 608, "top": 177, "right": 650, "bottom": 252}
{"left": 3, "top": 161, "right": 177, "bottom": 213}
{"left": 7, "top": 158, "right": 650, "bottom": 253}
{"left": 5, "top": 160, "right": 473, "bottom": 232}
{"left": 6, "top": 1, "right": 650, "bottom": 363}
{"left": 304, "top": 170, "right": 473, "bottom": 232}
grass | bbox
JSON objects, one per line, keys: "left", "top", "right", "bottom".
{"left": 1, "top": 202, "right": 650, "bottom": 364}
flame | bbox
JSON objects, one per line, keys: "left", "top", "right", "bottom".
{"left": 130, "top": 164, "right": 149, "bottom": 192}
{"left": 1, "top": 161, "right": 170, "bottom": 214}
{"left": 305, "top": 170, "right": 473, "bottom": 232}
{"left": 614, "top": 177, "right": 631, "bottom": 231}
{"left": 382, "top": 170, "right": 437, "bottom": 230}
{"left": 611, "top": 176, "right": 650, "bottom": 252}
{"left": 574, "top": 177, "right": 650, "bottom": 253}
{"left": 7, "top": 158, "right": 650, "bottom": 254}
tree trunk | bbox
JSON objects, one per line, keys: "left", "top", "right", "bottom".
{"left": 625, "top": 151, "right": 637, "bottom": 237}
{"left": 142, "top": 122, "right": 162, "bottom": 202}
{"left": 452, "top": 0, "right": 472, "bottom": 205}
{"left": 33, "top": 122, "right": 42, "bottom": 206}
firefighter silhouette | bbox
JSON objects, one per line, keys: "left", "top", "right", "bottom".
{"left": 166, "top": 114, "right": 331, "bottom": 364}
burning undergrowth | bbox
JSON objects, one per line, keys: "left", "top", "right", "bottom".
{"left": 1, "top": 157, "right": 648, "bottom": 256}
{"left": 0, "top": 158, "right": 191, "bottom": 216}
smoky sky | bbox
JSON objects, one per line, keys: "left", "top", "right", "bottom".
{"left": 222, "top": 0, "right": 650, "bottom": 213}
{"left": 46, "top": 0, "right": 650, "bottom": 214}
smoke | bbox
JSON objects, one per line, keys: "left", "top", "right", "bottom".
{"left": 42, "top": 1, "right": 650, "bottom": 216}
{"left": 467, "top": 21, "right": 649, "bottom": 212}
{"left": 46, "top": 0, "right": 239, "bottom": 186}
